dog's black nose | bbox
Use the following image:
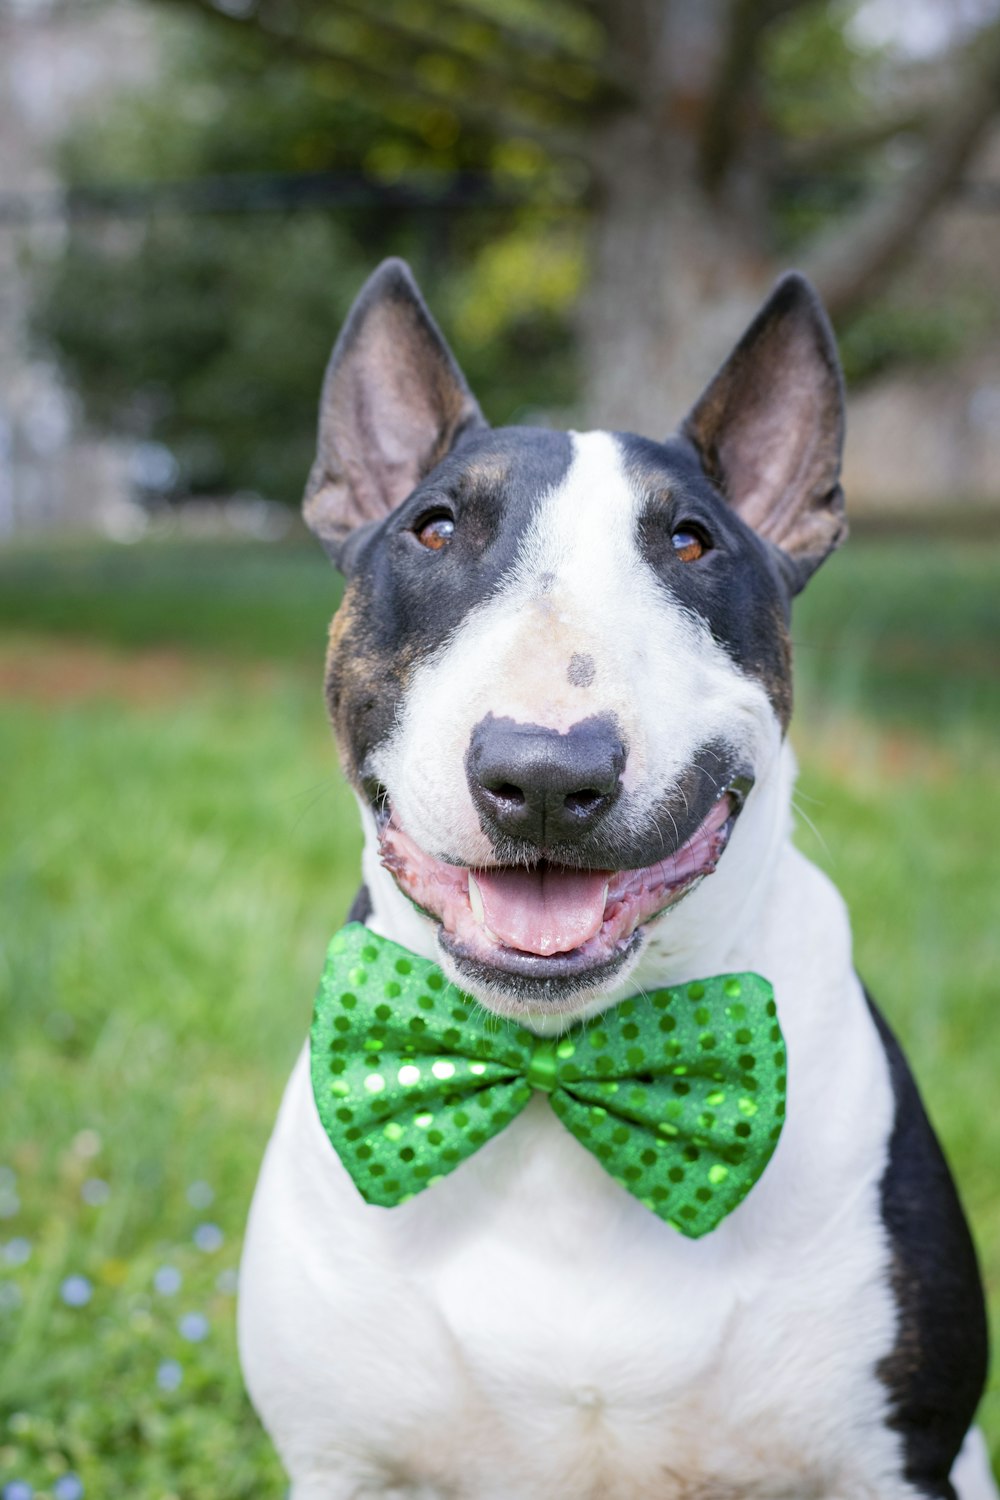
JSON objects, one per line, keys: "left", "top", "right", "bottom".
{"left": 466, "top": 714, "right": 626, "bottom": 848}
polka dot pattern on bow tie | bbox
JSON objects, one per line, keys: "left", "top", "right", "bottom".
{"left": 311, "top": 924, "right": 786, "bottom": 1238}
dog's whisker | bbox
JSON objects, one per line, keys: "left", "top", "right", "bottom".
{"left": 790, "top": 797, "right": 833, "bottom": 862}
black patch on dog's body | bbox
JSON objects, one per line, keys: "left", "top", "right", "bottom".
{"left": 624, "top": 434, "right": 795, "bottom": 729}
{"left": 326, "top": 428, "right": 573, "bottom": 796}
{"left": 868, "top": 992, "right": 988, "bottom": 1498}
{"left": 346, "top": 884, "right": 372, "bottom": 925}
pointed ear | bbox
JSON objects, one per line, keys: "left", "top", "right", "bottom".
{"left": 681, "top": 272, "right": 846, "bottom": 589}
{"left": 303, "top": 258, "right": 486, "bottom": 557}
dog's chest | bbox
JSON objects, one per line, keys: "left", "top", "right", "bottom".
{"left": 241, "top": 1050, "right": 902, "bottom": 1500}
{"left": 411, "top": 1114, "right": 895, "bottom": 1497}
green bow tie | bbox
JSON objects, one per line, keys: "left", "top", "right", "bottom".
{"left": 310, "top": 923, "right": 786, "bottom": 1238}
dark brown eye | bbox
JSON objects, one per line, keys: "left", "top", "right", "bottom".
{"left": 414, "top": 513, "right": 455, "bottom": 551}
{"left": 671, "top": 527, "right": 706, "bottom": 563}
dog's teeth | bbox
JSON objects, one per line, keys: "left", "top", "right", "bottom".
{"left": 468, "top": 872, "right": 485, "bottom": 925}
{"left": 602, "top": 881, "right": 609, "bottom": 909}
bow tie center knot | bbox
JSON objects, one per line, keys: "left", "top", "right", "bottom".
{"left": 526, "top": 1039, "right": 559, "bottom": 1094}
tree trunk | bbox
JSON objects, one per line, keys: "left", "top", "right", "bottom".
{"left": 578, "top": 118, "right": 775, "bottom": 437}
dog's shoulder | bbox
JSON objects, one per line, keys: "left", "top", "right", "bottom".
{"left": 867, "top": 991, "right": 989, "bottom": 1495}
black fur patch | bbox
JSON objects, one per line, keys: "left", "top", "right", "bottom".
{"left": 346, "top": 884, "right": 372, "bottom": 925}
{"left": 324, "top": 427, "right": 573, "bottom": 796}
{"left": 623, "top": 432, "right": 795, "bottom": 730}
{"left": 867, "top": 992, "right": 989, "bottom": 1499}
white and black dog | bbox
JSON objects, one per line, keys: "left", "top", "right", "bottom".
{"left": 239, "top": 260, "right": 995, "bottom": 1500}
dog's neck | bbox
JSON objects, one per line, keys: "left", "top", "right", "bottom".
{"left": 356, "top": 741, "right": 798, "bottom": 1035}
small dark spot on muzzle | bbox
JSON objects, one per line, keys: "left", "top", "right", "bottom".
{"left": 567, "top": 653, "right": 595, "bottom": 689}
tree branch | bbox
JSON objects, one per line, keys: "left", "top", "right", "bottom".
{"left": 803, "top": 20, "right": 1000, "bottom": 321}
{"left": 697, "top": 0, "right": 770, "bottom": 190}
{"left": 394, "top": 0, "right": 621, "bottom": 90}
{"left": 782, "top": 106, "right": 929, "bottom": 172}
{"left": 697, "top": 0, "right": 830, "bottom": 191}
{"left": 154, "top": 0, "right": 590, "bottom": 155}
{"left": 305, "top": 0, "right": 610, "bottom": 114}
{"left": 590, "top": 0, "right": 701, "bottom": 119}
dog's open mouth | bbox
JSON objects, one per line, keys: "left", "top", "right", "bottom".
{"left": 377, "top": 787, "right": 743, "bottom": 995}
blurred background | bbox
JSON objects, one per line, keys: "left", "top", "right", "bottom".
{"left": 0, "top": 0, "right": 998, "bottom": 1495}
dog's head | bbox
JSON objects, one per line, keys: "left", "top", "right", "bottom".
{"left": 306, "top": 259, "right": 845, "bottom": 1017}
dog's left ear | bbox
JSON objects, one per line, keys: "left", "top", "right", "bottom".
{"left": 681, "top": 272, "right": 846, "bottom": 590}
{"left": 304, "top": 258, "right": 486, "bottom": 559}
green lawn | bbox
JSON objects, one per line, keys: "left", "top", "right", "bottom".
{"left": 1, "top": 534, "right": 998, "bottom": 1497}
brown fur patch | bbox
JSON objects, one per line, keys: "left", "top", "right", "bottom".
{"left": 762, "top": 602, "right": 793, "bottom": 733}
{"left": 324, "top": 582, "right": 414, "bottom": 790}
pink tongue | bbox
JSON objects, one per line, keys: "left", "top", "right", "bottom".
{"left": 473, "top": 867, "right": 609, "bottom": 957}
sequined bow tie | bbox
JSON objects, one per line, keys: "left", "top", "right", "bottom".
{"left": 310, "top": 923, "right": 786, "bottom": 1238}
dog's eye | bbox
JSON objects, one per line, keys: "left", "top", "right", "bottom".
{"left": 671, "top": 526, "right": 708, "bottom": 563}
{"left": 414, "top": 512, "right": 455, "bottom": 551}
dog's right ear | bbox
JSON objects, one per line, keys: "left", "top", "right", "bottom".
{"left": 304, "top": 258, "right": 486, "bottom": 560}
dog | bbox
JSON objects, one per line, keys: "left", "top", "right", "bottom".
{"left": 238, "top": 259, "right": 995, "bottom": 1500}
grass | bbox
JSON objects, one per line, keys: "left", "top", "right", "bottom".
{"left": 0, "top": 533, "right": 998, "bottom": 1497}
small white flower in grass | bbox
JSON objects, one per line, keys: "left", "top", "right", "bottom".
{"left": 186, "top": 1180, "right": 214, "bottom": 1210}
{"left": 4, "top": 1238, "right": 31, "bottom": 1266}
{"left": 193, "top": 1223, "right": 223, "bottom": 1253}
{"left": 53, "top": 1475, "right": 84, "bottom": 1500}
{"left": 154, "top": 1265, "right": 182, "bottom": 1296}
{"left": 216, "top": 1268, "right": 239, "bottom": 1295}
{"left": 179, "top": 1311, "right": 209, "bottom": 1342}
{"left": 3, "top": 1479, "right": 33, "bottom": 1500}
{"left": 60, "top": 1274, "right": 92, "bottom": 1308}
{"left": 0, "top": 1189, "right": 19, "bottom": 1221}
{"left": 72, "top": 1129, "right": 102, "bottom": 1160}
{"left": 0, "top": 1168, "right": 14, "bottom": 1191}
{"left": 0, "top": 1281, "right": 23, "bottom": 1311}
{"left": 157, "top": 1359, "right": 183, "bottom": 1391}
{"left": 81, "top": 1178, "right": 110, "bottom": 1207}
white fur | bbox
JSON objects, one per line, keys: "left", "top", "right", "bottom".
{"left": 238, "top": 433, "right": 997, "bottom": 1500}
{"left": 368, "top": 432, "right": 783, "bottom": 1016}
{"left": 372, "top": 433, "right": 777, "bottom": 865}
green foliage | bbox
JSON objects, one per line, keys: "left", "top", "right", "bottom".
{"left": 762, "top": 3, "right": 889, "bottom": 252}
{"left": 762, "top": 2, "right": 876, "bottom": 144}
{"left": 34, "top": 214, "right": 356, "bottom": 500}
{"left": 28, "top": 13, "right": 582, "bottom": 502}
{"left": 24, "top": 0, "right": 996, "bottom": 505}
{"left": 837, "top": 293, "right": 983, "bottom": 384}
{"left": 0, "top": 539, "right": 341, "bottom": 660}
{"left": 1, "top": 536, "right": 998, "bottom": 1490}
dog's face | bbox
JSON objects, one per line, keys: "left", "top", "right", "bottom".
{"left": 305, "top": 260, "right": 845, "bottom": 1017}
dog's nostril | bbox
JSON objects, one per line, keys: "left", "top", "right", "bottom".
{"left": 489, "top": 782, "right": 525, "bottom": 806}
{"left": 565, "top": 789, "right": 603, "bottom": 814}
